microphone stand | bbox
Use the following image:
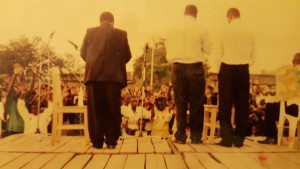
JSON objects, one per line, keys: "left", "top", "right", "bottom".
{"left": 138, "top": 44, "right": 148, "bottom": 137}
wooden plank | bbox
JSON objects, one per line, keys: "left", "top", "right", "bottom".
{"left": 0, "top": 134, "right": 37, "bottom": 151}
{"left": 1, "top": 153, "right": 40, "bottom": 169}
{"left": 174, "top": 143, "right": 193, "bottom": 152}
{"left": 152, "top": 138, "right": 172, "bottom": 153}
{"left": 120, "top": 137, "right": 137, "bottom": 153}
{"left": 41, "top": 153, "right": 75, "bottom": 169}
{"left": 86, "top": 146, "right": 105, "bottom": 153}
{"left": 146, "top": 154, "right": 167, "bottom": 169}
{"left": 38, "top": 136, "right": 73, "bottom": 152}
{"left": 54, "top": 137, "right": 83, "bottom": 152}
{"left": 229, "top": 153, "right": 266, "bottom": 169}
{"left": 0, "top": 153, "right": 23, "bottom": 167}
{"left": 0, "top": 134, "right": 24, "bottom": 145}
{"left": 103, "top": 139, "right": 123, "bottom": 154}
{"left": 22, "top": 154, "right": 56, "bottom": 169}
{"left": 69, "top": 137, "right": 92, "bottom": 153}
{"left": 84, "top": 154, "right": 110, "bottom": 169}
{"left": 8, "top": 134, "right": 50, "bottom": 152}
{"left": 279, "top": 153, "right": 300, "bottom": 165}
{"left": 183, "top": 153, "right": 205, "bottom": 169}
{"left": 105, "top": 155, "right": 127, "bottom": 169}
{"left": 124, "top": 154, "right": 145, "bottom": 169}
{"left": 63, "top": 154, "right": 92, "bottom": 169}
{"left": 138, "top": 137, "right": 154, "bottom": 153}
{"left": 247, "top": 153, "right": 300, "bottom": 169}
{"left": 195, "top": 153, "right": 227, "bottom": 169}
{"left": 189, "top": 143, "right": 212, "bottom": 152}
{"left": 164, "top": 154, "right": 188, "bottom": 169}
{"left": 212, "top": 153, "right": 252, "bottom": 169}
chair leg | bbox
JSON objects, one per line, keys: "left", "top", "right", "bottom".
{"left": 297, "top": 121, "right": 300, "bottom": 142}
{"left": 202, "top": 111, "right": 209, "bottom": 142}
{"left": 288, "top": 120, "right": 297, "bottom": 149}
{"left": 277, "top": 118, "right": 285, "bottom": 146}
{"left": 51, "top": 111, "right": 58, "bottom": 145}
{"left": 209, "top": 110, "right": 217, "bottom": 143}
{"left": 57, "top": 112, "right": 63, "bottom": 142}
{"left": 84, "top": 111, "right": 90, "bottom": 144}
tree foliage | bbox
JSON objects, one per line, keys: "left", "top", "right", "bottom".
{"left": 133, "top": 38, "right": 212, "bottom": 89}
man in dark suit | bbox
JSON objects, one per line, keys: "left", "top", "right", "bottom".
{"left": 80, "top": 12, "right": 132, "bottom": 149}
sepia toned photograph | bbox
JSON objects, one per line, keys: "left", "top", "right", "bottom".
{"left": 0, "top": 0, "right": 299, "bottom": 168}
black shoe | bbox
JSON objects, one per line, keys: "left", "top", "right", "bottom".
{"left": 93, "top": 144, "right": 103, "bottom": 149}
{"left": 257, "top": 137, "right": 277, "bottom": 144}
{"left": 233, "top": 136, "right": 244, "bottom": 148}
{"left": 174, "top": 139, "right": 186, "bottom": 144}
{"left": 191, "top": 140, "right": 203, "bottom": 144}
{"left": 217, "top": 140, "right": 232, "bottom": 147}
{"left": 107, "top": 145, "right": 116, "bottom": 149}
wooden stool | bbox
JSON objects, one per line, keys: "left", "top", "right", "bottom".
{"left": 51, "top": 67, "right": 90, "bottom": 145}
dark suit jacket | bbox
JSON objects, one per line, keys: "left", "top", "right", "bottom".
{"left": 80, "top": 23, "right": 132, "bottom": 88}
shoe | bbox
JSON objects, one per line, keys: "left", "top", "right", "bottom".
{"left": 217, "top": 140, "right": 232, "bottom": 147}
{"left": 191, "top": 140, "right": 203, "bottom": 144}
{"left": 107, "top": 145, "right": 116, "bottom": 149}
{"left": 174, "top": 139, "right": 186, "bottom": 144}
{"left": 233, "top": 136, "right": 244, "bottom": 148}
{"left": 93, "top": 145, "right": 103, "bottom": 149}
{"left": 257, "top": 137, "right": 277, "bottom": 144}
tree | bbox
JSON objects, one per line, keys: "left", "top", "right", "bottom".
{"left": 0, "top": 36, "right": 85, "bottom": 87}
{"left": 133, "top": 39, "right": 170, "bottom": 89}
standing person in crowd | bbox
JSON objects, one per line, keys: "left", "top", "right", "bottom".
{"left": 80, "top": 12, "right": 132, "bottom": 149}
{"left": 3, "top": 63, "right": 25, "bottom": 136}
{"left": 258, "top": 53, "right": 300, "bottom": 144}
{"left": 217, "top": 8, "right": 256, "bottom": 147}
{"left": 166, "top": 4, "right": 212, "bottom": 144}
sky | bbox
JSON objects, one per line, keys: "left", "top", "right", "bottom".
{"left": 0, "top": 0, "right": 300, "bottom": 74}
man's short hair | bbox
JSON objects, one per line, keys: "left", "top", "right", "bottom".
{"left": 185, "top": 5, "right": 197, "bottom": 17}
{"left": 227, "top": 8, "right": 240, "bottom": 18}
{"left": 100, "top": 12, "right": 114, "bottom": 23}
{"left": 293, "top": 53, "right": 300, "bottom": 65}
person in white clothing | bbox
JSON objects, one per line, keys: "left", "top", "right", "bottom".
{"left": 151, "top": 95, "right": 174, "bottom": 138}
{"left": 17, "top": 98, "right": 53, "bottom": 134}
{"left": 166, "top": 4, "right": 212, "bottom": 144}
{"left": 122, "top": 96, "right": 154, "bottom": 136}
{"left": 217, "top": 8, "right": 256, "bottom": 148}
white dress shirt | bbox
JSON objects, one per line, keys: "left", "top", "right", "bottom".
{"left": 217, "top": 19, "right": 256, "bottom": 66}
{"left": 166, "top": 15, "right": 212, "bottom": 64}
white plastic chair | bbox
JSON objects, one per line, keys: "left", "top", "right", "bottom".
{"left": 276, "top": 66, "right": 300, "bottom": 149}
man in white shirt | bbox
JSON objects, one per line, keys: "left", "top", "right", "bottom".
{"left": 217, "top": 8, "right": 256, "bottom": 147}
{"left": 166, "top": 4, "right": 212, "bottom": 144}
{"left": 121, "top": 96, "right": 153, "bottom": 136}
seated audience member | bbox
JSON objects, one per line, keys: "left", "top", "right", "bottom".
{"left": 151, "top": 95, "right": 174, "bottom": 138}
{"left": 121, "top": 96, "right": 154, "bottom": 136}
{"left": 258, "top": 53, "right": 300, "bottom": 144}
{"left": 17, "top": 96, "right": 53, "bottom": 134}
{"left": 204, "top": 85, "right": 217, "bottom": 105}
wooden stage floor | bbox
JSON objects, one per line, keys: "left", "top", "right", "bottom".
{"left": 0, "top": 134, "right": 300, "bottom": 169}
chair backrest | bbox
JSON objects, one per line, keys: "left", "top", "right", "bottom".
{"left": 52, "top": 67, "right": 63, "bottom": 108}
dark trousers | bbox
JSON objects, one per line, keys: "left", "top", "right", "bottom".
{"left": 86, "top": 82, "right": 122, "bottom": 147}
{"left": 218, "top": 63, "right": 249, "bottom": 143}
{"left": 264, "top": 102, "right": 298, "bottom": 138}
{"left": 172, "top": 62, "right": 205, "bottom": 142}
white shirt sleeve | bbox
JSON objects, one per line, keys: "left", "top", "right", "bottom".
{"left": 17, "top": 99, "right": 29, "bottom": 120}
